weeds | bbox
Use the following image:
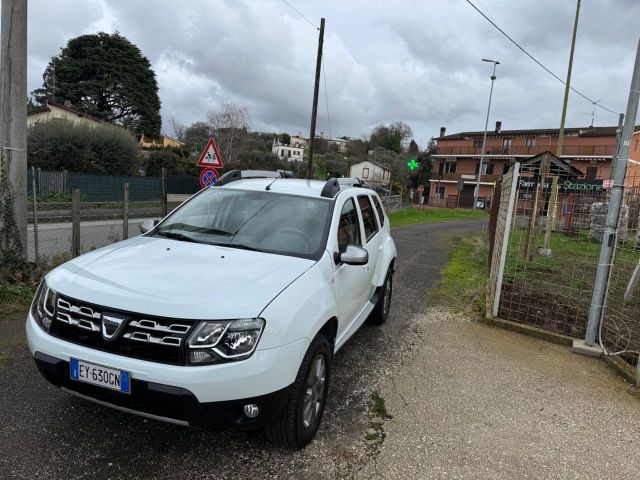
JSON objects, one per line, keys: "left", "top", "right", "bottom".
{"left": 436, "top": 233, "right": 489, "bottom": 315}
{"left": 370, "top": 390, "right": 389, "bottom": 418}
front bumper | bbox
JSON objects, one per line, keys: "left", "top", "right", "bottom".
{"left": 34, "top": 352, "right": 290, "bottom": 429}
{"left": 27, "top": 312, "right": 309, "bottom": 428}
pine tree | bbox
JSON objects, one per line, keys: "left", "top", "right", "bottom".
{"left": 32, "top": 32, "right": 161, "bottom": 137}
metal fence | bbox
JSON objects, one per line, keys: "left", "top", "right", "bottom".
{"left": 26, "top": 169, "right": 200, "bottom": 264}
{"left": 489, "top": 161, "right": 640, "bottom": 376}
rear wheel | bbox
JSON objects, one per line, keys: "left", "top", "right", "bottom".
{"left": 368, "top": 269, "right": 393, "bottom": 326}
{"left": 266, "top": 334, "right": 332, "bottom": 449}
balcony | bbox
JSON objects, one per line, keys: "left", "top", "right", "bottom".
{"left": 430, "top": 172, "right": 501, "bottom": 183}
{"left": 435, "top": 145, "right": 615, "bottom": 156}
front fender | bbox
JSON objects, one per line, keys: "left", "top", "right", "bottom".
{"left": 258, "top": 252, "right": 337, "bottom": 350}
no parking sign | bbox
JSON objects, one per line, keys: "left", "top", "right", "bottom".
{"left": 200, "top": 168, "right": 219, "bottom": 188}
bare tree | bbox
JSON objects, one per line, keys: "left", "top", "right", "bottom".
{"left": 207, "top": 101, "right": 249, "bottom": 165}
{"left": 168, "top": 116, "right": 186, "bottom": 142}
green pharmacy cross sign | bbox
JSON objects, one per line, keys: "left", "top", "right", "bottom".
{"left": 407, "top": 159, "right": 420, "bottom": 171}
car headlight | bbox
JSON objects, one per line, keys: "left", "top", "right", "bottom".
{"left": 187, "top": 318, "right": 265, "bottom": 365}
{"left": 31, "top": 280, "right": 56, "bottom": 332}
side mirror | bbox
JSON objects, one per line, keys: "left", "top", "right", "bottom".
{"left": 139, "top": 219, "right": 159, "bottom": 234}
{"left": 338, "top": 245, "right": 368, "bottom": 265}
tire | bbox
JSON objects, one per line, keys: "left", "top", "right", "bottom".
{"left": 368, "top": 269, "right": 393, "bottom": 326}
{"left": 266, "top": 334, "right": 332, "bottom": 449}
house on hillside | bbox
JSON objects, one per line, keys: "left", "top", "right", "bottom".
{"left": 139, "top": 134, "right": 184, "bottom": 149}
{"left": 429, "top": 122, "right": 640, "bottom": 208}
{"left": 272, "top": 140, "right": 305, "bottom": 162}
{"left": 289, "top": 132, "right": 348, "bottom": 152}
{"left": 27, "top": 100, "right": 107, "bottom": 127}
{"left": 349, "top": 160, "right": 391, "bottom": 184}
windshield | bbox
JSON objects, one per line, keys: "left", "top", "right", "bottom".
{"left": 153, "top": 188, "right": 333, "bottom": 259}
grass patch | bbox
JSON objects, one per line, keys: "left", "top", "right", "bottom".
{"left": 370, "top": 390, "right": 389, "bottom": 418}
{"left": 388, "top": 208, "right": 488, "bottom": 228}
{"left": 437, "top": 233, "right": 489, "bottom": 314}
{"left": 0, "top": 252, "right": 72, "bottom": 317}
{"left": 0, "top": 352, "right": 15, "bottom": 364}
{"left": 0, "top": 281, "right": 35, "bottom": 316}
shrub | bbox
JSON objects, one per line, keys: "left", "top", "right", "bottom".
{"left": 27, "top": 119, "right": 141, "bottom": 175}
{"left": 145, "top": 150, "right": 199, "bottom": 176}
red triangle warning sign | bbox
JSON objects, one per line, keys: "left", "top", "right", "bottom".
{"left": 197, "top": 138, "right": 224, "bottom": 168}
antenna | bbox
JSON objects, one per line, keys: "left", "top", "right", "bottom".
{"left": 585, "top": 99, "right": 601, "bottom": 127}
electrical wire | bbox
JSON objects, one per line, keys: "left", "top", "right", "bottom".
{"left": 279, "top": 0, "right": 319, "bottom": 30}
{"left": 465, "top": 0, "right": 621, "bottom": 116}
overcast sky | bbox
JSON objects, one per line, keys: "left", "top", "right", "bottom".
{"left": 23, "top": 0, "right": 640, "bottom": 147}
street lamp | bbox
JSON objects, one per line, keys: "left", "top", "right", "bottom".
{"left": 473, "top": 58, "right": 500, "bottom": 210}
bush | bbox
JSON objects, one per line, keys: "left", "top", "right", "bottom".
{"left": 27, "top": 119, "right": 141, "bottom": 175}
{"left": 145, "top": 150, "right": 198, "bottom": 176}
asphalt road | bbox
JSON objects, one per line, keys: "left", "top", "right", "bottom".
{"left": 27, "top": 219, "right": 152, "bottom": 260}
{"left": 0, "top": 218, "right": 486, "bottom": 480}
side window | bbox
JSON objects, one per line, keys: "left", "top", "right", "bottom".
{"left": 373, "top": 195, "right": 385, "bottom": 226}
{"left": 337, "top": 198, "right": 361, "bottom": 252}
{"left": 358, "top": 195, "right": 379, "bottom": 241}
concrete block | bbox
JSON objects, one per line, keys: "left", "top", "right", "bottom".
{"left": 572, "top": 339, "right": 603, "bottom": 357}
{"left": 538, "top": 248, "right": 552, "bottom": 256}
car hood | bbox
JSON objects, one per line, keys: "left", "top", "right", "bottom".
{"left": 46, "top": 236, "right": 315, "bottom": 319}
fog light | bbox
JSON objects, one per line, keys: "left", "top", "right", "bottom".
{"left": 243, "top": 404, "right": 260, "bottom": 418}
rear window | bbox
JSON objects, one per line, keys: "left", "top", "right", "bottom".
{"left": 373, "top": 196, "right": 385, "bottom": 226}
{"left": 358, "top": 195, "right": 379, "bottom": 241}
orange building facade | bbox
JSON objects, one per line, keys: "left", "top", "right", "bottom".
{"left": 429, "top": 122, "right": 640, "bottom": 208}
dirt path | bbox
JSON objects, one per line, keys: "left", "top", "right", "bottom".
{"left": 357, "top": 308, "right": 640, "bottom": 479}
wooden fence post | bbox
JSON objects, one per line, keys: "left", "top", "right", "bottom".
{"left": 72, "top": 188, "right": 81, "bottom": 257}
{"left": 123, "top": 182, "right": 129, "bottom": 240}
{"left": 161, "top": 167, "right": 168, "bottom": 217}
{"left": 31, "top": 166, "right": 39, "bottom": 265}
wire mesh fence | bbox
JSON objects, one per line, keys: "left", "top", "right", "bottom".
{"left": 26, "top": 169, "right": 200, "bottom": 264}
{"left": 601, "top": 181, "right": 640, "bottom": 365}
{"left": 490, "top": 159, "right": 640, "bottom": 372}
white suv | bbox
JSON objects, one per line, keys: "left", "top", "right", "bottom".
{"left": 26, "top": 171, "right": 397, "bottom": 449}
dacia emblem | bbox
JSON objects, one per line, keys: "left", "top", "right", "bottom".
{"left": 101, "top": 313, "right": 127, "bottom": 341}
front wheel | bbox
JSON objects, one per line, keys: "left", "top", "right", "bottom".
{"left": 266, "top": 334, "right": 332, "bottom": 449}
{"left": 368, "top": 269, "right": 393, "bottom": 326}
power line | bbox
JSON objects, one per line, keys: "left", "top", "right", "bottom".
{"left": 279, "top": 0, "right": 319, "bottom": 30}
{"left": 322, "top": 60, "right": 332, "bottom": 141}
{"left": 465, "top": 0, "right": 621, "bottom": 116}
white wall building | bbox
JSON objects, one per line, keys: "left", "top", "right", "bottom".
{"left": 349, "top": 160, "right": 391, "bottom": 183}
{"left": 289, "top": 133, "right": 348, "bottom": 152}
{"left": 272, "top": 141, "right": 305, "bottom": 162}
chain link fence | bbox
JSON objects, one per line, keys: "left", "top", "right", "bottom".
{"left": 489, "top": 160, "right": 640, "bottom": 375}
{"left": 27, "top": 169, "right": 199, "bottom": 264}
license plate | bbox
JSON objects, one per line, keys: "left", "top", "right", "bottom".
{"left": 70, "top": 358, "right": 130, "bottom": 394}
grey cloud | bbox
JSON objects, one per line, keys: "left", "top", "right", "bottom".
{"left": 22, "top": 0, "right": 640, "bottom": 147}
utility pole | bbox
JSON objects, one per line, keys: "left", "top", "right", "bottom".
{"left": 578, "top": 38, "right": 640, "bottom": 353}
{"left": 307, "top": 18, "right": 325, "bottom": 180}
{"left": 473, "top": 59, "right": 499, "bottom": 210}
{"left": 0, "top": 0, "right": 28, "bottom": 261}
{"left": 539, "top": 0, "right": 581, "bottom": 256}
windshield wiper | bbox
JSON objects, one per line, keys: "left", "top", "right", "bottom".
{"left": 193, "top": 227, "right": 234, "bottom": 236}
{"left": 155, "top": 230, "right": 200, "bottom": 243}
{"left": 219, "top": 242, "right": 266, "bottom": 253}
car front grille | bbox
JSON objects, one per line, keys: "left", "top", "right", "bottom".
{"left": 49, "top": 295, "right": 196, "bottom": 365}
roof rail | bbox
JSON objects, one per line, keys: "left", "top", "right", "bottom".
{"left": 320, "top": 177, "right": 366, "bottom": 198}
{"left": 215, "top": 170, "right": 294, "bottom": 187}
